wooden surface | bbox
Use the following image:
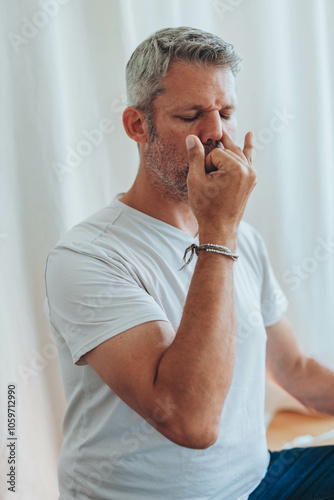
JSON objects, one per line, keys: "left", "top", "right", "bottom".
{"left": 267, "top": 410, "right": 334, "bottom": 451}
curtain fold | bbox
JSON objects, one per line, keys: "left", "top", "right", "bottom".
{"left": 2, "top": 1, "right": 333, "bottom": 498}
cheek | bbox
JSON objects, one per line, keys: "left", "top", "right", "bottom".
{"left": 156, "top": 119, "right": 187, "bottom": 143}
{"left": 162, "top": 127, "right": 190, "bottom": 152}
{"left": 224, "top": 119, "right": 237, "bottom": 141}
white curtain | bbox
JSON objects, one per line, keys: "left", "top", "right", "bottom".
{"left": 1, "top": 0, "right": 333, "bottom": 498}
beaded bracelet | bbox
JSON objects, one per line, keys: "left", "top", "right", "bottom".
{"left": 180, "top": 243, "right": 239, "bottom": 270}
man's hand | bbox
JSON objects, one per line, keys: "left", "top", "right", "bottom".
{"left": 186, "top": 131, "right": 256, "bottom": 241}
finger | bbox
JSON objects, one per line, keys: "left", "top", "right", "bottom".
{"left": 220, "top": 149, "right": 245, "bottom": 164}
{"left": 243, "top": 132, "right": 254, "bottom": 165}
{"left": 186, "top": 135, "right": 205, "bottom": 177}
{"left": 221, "top": 130, "right": 245, "bottom": 159}
{"left": 205, "top": 147, "right": 240, "bottom": 172}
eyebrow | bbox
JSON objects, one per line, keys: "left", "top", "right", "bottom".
{"left": 173, "top": 104, "right": 237, "bottom": 112}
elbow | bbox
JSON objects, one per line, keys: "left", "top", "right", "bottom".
{"left": 181, "top": 429, "right": 219, "bottom": 449}
{"left": 163, "top": 418, "right": 220, "bottom": 449}
{"left": 179, "top": 425, "right": 219, "bottom": 449}
{"left": 149, "top": 390, "right": 223, "bottom": 449}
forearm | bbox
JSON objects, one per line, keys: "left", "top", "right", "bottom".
{"left": 289, "top": 356, "right": 334, "bottom": 416}
{"left": 153, "top": 233, "right": 237, "bottom": 445}
{"left": 149, "top": 132, "right": 255, "bottom": 447}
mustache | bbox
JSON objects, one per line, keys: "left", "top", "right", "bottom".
{"left": 204, "top": 141, "right": 225, "bottom": 156}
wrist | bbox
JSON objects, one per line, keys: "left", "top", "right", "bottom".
{"left": 180, "top": 242, "right": 239, "bottom": 270}
{"left": 198, "top": 230, "right": 238, "bottom": 252}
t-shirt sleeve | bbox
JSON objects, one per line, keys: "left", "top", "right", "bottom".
{"left": 253, "top": 229, "right": 289, "bottom": 327}
{"left": 45, "top": 242, "right": 170, "bottom": 366}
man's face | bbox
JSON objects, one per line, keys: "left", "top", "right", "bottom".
{"left": 143, "top": 62, "right": 238, "bottom": 201}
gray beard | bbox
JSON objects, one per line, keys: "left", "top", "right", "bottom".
{"left": 144, "top": 133, "right": 222, "bottom": 202}
{"left": 144, "top": 137, "right": 189, "bottom": 202}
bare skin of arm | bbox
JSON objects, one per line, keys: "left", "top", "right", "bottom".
{"left": 266, "top": 316, "right": 334, "bottom": 417}
{"left": 85, "top": 131, "right": 256, "bottom": 449}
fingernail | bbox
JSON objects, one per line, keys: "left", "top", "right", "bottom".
{"left": 186, "top": 136, "right": 195, "bottom": 149}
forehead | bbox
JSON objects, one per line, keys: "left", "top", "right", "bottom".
{"left": 155, "top": 62, "right": 237, "bottom": 111}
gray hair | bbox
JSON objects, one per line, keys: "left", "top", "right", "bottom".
{"left": 126, "top": 26, "right": 242, "bottom": 123}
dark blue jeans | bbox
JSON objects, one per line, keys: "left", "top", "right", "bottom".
{"left": 248, "top": 446, "right": 334, "bottom": 499}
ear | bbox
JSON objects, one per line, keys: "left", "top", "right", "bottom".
{"left": 122, "top": 107, "right": 149, "bottom": 144}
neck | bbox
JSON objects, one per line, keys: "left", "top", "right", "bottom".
{"left": 119, "top": 166, "right": 199, "bottom": 238}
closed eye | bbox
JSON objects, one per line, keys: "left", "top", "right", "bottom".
{"left": 180, "top": 115, "right": 200, "bottom": 122}
{"left": 179, "top": 114, "right": 231, "bottom": 122}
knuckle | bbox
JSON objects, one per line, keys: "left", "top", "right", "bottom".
{"left": 250, "top": 171, "right": 257, "bottom": 182}
{"left": 249, "top": 167, "right": 257, "bottom": 179}
{"left": 234, "top": 163, "right": 244, "bottom": 176}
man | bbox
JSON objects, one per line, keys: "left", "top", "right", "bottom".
{"left": 45, "top": 27, "right": 334, "bottom": 499}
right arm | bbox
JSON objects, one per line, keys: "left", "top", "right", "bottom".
{"left": 85, "top": 132, "right": 256, "bottom": 449}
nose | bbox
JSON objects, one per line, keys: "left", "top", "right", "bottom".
{"left": 199, "top": 111, "right": 225, "bottom": 145}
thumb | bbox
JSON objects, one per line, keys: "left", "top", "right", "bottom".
{"left": 186, "top": 135, "right": 205, "bottom": 177}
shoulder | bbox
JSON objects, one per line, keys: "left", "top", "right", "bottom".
{"left": 46, "top": 199, "right": 131, "bottom": 266}
{"left": 45, "top": 204, "right": 129, "bottom": 293}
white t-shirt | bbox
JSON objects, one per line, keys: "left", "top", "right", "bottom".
{"left": 44, "top": 195, "right": 288, "bottom": 500}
